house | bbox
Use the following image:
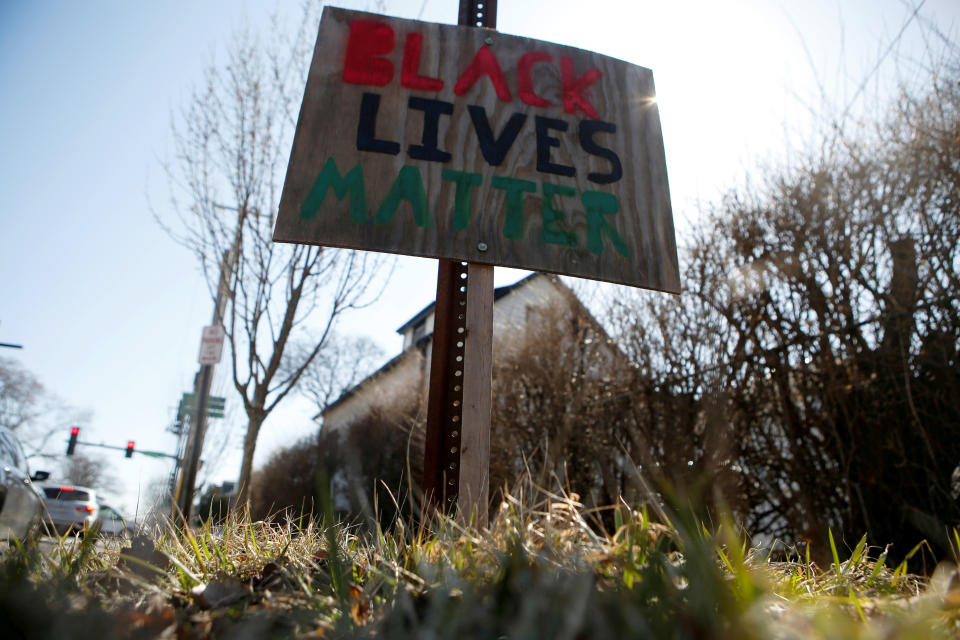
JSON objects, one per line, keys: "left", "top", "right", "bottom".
{"left": 319, "top": 272, "right": 597, "bottom": 435}
{"left": 314, "top": 272, "right": 640, "bottom": 516}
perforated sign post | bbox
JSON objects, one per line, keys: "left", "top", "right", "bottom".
{"left": 274, "top": 0, "right": 678, "bottom": 523}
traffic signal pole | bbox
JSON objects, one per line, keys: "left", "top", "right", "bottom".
{"left": 64, "top": 431, "right": 178, "bottom": 460}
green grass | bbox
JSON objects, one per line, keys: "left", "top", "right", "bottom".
{"left": 1, "top": 488, "right": 958, "bottom": 639}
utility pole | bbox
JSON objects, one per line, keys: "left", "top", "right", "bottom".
{"left": 174, "top": 226, "right": 241, "bottom": 524}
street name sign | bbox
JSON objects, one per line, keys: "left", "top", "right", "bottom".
{"left": 179, "top": 393, "right": 226, "bottom": 419}
{"left": 274, "top": 7, "right": 679, "bottom": 292}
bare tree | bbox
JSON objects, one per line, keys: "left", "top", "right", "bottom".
{"left": 297, "top": 333, "right": 385, "bottom": 415}
{"left": 0, "top": 356, "right": 43, "bottom": 434}
{"left": 63, "top": 453, "right": 118, "bottom": 493}
{"left": 159, "top": 6, "right": 389, "bottom": 505}
{"left": 0, "top": 356, "right": 89, "bottom": 461}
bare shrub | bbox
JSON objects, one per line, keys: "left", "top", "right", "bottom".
{"left": 613, "top": 50, "right": 960, "bottom": 561}
{"left": 251, "top": 390, "right": 422, "bottom": 527}
{"left": 489, "top": 296, "right": 641, "bottom": 517}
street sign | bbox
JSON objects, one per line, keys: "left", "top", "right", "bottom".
{"left": 197, "top": 325, "right": 226, "bottom": 365}
{"left": 179, "top": 393, "right": 226, "bottom": 419}
{"left": 274, "top": 7, "right": 679, "bottom": 293}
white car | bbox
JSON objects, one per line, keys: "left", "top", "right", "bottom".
{"left": 41, "top": 484, "right": 100, "bottom": 536}
{"left": 96, "top": 504, "right": 128, "bottom": 538}
{"left": 0, "top": 425, "right": 49, "bottom": 544}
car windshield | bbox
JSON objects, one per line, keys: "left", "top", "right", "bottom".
{"left": 43, "top": 487, "right": 92, "bottom": 501}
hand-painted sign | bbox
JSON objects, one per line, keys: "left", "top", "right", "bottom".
{"left": 274, "top": 7, "right": 679, "bottom": 292}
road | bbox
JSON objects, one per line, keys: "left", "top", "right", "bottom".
{"left": 36, "top": 533, "right": 130, "bottom": 557}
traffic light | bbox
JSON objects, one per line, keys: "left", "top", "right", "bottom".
{"left": 66, "top": 427, "right": 79, "bottom": 455}
{"left": 125, "top": 441, "right": 135, "bottom": 458}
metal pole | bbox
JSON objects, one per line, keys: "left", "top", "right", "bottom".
{"left": 421, "top": 0, "right": 497, "bottom": 522}
{"left": 458, "top": 0, "right": 497, "bottom": 27}
{"left": 422, "top": 260, "right": 468, "bottom": 509}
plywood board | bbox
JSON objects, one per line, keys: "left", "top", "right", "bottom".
{"left": 275, "top": 7, "right": 680, "bottom": 293}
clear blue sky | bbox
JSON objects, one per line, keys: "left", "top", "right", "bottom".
{"left": 2, "top": 0, "right": 957, "bottom": 515}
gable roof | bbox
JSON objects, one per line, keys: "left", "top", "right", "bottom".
{"left": 319, "top": 273, "right": 551, "bottom": 422}
{"left": 394, "top": 272, "right": 543, "bottom": 336}
{"left": 316, "top": 346, "right": 420, "bottom": 420}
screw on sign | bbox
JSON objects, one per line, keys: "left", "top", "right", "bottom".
{"left": 198, "top": 325, "right": 226, "bottom": 365}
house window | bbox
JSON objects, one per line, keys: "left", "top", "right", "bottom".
{"left": 412, "top": 319, "right": 426, "bottom": 343}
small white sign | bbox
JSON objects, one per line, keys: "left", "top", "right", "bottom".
{"left": 198, "top": 325, "right": 226, "bottom": 365}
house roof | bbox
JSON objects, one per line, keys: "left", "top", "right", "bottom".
{"left": 317, "top": 271, "right": 625, "bottom": 425}
{"left": 315, "top": 346, "right": 421, "bottom": 421}
{"left": 318, "top": 273, "right": 548, "bottom": 422}
{"left": 394, "top": 272, "right": 543, "bottom": 335}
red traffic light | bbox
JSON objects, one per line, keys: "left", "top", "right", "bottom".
{"left": 125, "top": 441, "right": 135, "bottom": 458}
{"left": 66, "top": 427, "right": 79, "bottom": 455}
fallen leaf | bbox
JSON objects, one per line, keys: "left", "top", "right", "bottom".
{"left": 349, "top": 583, "right": 370, "bottom": 624}
{"left": 253, "top": 561, "right": 283, "bottom": 590}
{"left": 191, "top": 576, "right": 251, "bottom": 609}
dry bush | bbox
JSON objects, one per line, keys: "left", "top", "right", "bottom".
{"left": 250, "top": 434, "right": 326, "bottom": 520}
{"left": 489, "top": 297, "right": 644, "bottom": 518}
{"left": 251, "top": 394, "right": 422, "bottom": 527}
{"left": 612, "top": 50, "right": 960, "bottom": 562}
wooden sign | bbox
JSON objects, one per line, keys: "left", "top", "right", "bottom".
{"left": 275, "top": 7, "right": 679, "bottom": 293}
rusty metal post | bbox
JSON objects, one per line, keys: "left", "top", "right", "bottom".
{"left": 458, "top": 0, "right": 497, "bottom": 27}
{"left": 422, "top": 260, "right": 469, "bottom": 509}
{"left": 421, "top": 0, "right": 498, "bottom": 517}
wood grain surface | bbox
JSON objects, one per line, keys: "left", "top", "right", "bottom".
{"left": 275, "top": 7, "right": 679, "bottom": 293}
{"left": 458, "top": 263, "right": 493, "bottom": 526}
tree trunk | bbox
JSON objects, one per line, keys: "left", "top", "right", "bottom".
{"left": 236, "top": 411, "right": 266, "bottom": 508}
